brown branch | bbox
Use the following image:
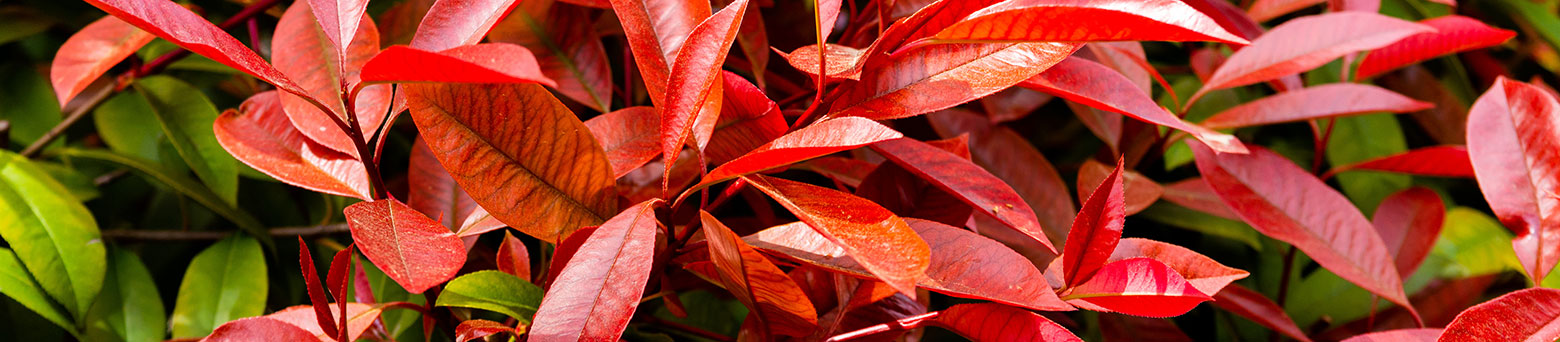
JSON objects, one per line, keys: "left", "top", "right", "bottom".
{"left": 102, "top": 223, "right": 349, "bottom": 241}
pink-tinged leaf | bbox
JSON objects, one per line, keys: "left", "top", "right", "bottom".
{"left": 345, "top": 198, "right": 466, "bottom": 293}
{"left": 698, "top": 212, "right": 819, "bottom": 337}
{"left": 273, "top": 3, "right": 388, "bottom": 156}
{"left": 780, "top": 44, "right": 867, "bottom": 80}
{"left": 1077, "top": 159, "right": 1162, "bottom": 216}
{"left": 1196, "top": 12, "right": 1433, "bottom": 97}
{"left": 361, "top": 44, "right": 555, "bottom": 86}
{"left": 1199, "top": 83, "right": 1433, "bottom": 130}
{"left": 1324, "top": 146, "right": 1475, "bottom": 179}
{"left": 661, "top": 0, "right": 749, "bottom": 188}
{"left": 928, "top": 109, "right": 1075, "bottom": 249}
{"left": 201, "top": 317, "right": 324, "bottom": 342}
{"left": 1439, "top": 288, "right": 1560, "bottom": 342}
{"left": 304, "top": 0, "right": 370, "bottom": 64}
{"left": 49, "top": 15, "right": 153, "bottom": 107}
{"left": 1212, "top": 284, "right": 1312, "bottom": 342}
{"left": 1021, "top": 57, "right": 1246, "bottom": 154}
{"left": 816, "top": 0, "right": 842, "bottom": 41}
{"left": 584, "top": 106, "right": 660, "bottom": 178}
{"left": 488, "top": 1, "right": 615, "bottom": 111}
{"left": 1160, "top": 178, "right": 1241, "bottom": 220}
{"left": 919, "top": 0, "right": 1247, "bottom": 46}
{"left": 542, "top": 226, "right": 597, "bottom": 289}
{"left": 407, "top": 0, "right": 519, "bottom": 51}
{"left": 1380, "top": 65, "right": 1469, "bottom": 144}
{"left": 690, "top": 117, "right": 902, "bottom": 194}
{"left": 1062, "top": 258, "right": 1211, "bottom": 317}
{"left": 406, "top": 83, "right": 617, "bottom": 241}
{"left": 1182, "top": 0, "right": 1263, "bottom": 41}
{"left": 871, "top": 137, "right": 1060, "bottom": 255}
{"left": 743, "top": 175, "right": 931, "bottom": 297}
{"left": 793, "top": 157, "right": 879, "bottom": 188}
{"left": 706, "top": 71, "right": 787, "bottom": 165}
{"left": 83, "top": 0, "right": 310, "bottom": 96}
{"left": 1466, "top": 77, "right": 1560, "bottom": 282}
{"left": 1246, "top": 0, "right": 1325, "bottom": 23}
{"left": 1342, "top": 328, "right": 1441, "bottom": 342}
{"left": 529, "top": 200, "right": 661, "bottom": 342}
{"left": 608, "top": 0, "right": 712, "bottom": 105}
{"left": 931, "top": 303, "right": 1083, "bottom": 342}
{"left": 456, "top": 207, "right": 506, "bottom": 238}
{"left": 265, "top": 303, "right": 383, "bottom": 342}
{"left": 454, "top": 319, "right": 516, "bottom": 342}
{"left": 497, "top": 231, "right": 531, "bottom": 281}
{"left": 1190, "top": 143, "right": 1418, "bottom": 319}
{"left": 1356, "top": 16, "right": 1516, "bottom": 80}
{"left": 297, "top": 238, "right": 338, "bottom": 338}
{"left": 746, "top": 219, "right": 1073, "bottom": 311}
{"left": 1085, "top": 42, "right": 1156, "bottom": 95}
{"left": 1062, "top": 157, "right": 1127, "bottom": 287}
{"left": 213, "top": 91, "right": 371, "bottom": 199}
{"left": 829, "top": 42, "right": 1078, "bottom": 120}
{"left": 1109, "top": 238, "right": 1248, "bottom": 296}
{"left": 1372, "top": 187, "right": 1445, "bottom": 276}
{"left": 407, "top": 137, "right": 479, "bottom": 229}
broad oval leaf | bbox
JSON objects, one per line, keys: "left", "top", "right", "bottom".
{"left": 872, "top": 137, "right": 1059, "bottom": 255}
{"left": 606, "top": 0, "right": 711, "bottom": 104}
{"left": 1109, "top": 238, "right": 1248, "bottom": 295}
{"left": 488, "top": 2, "right": 614, "bottom": 111}
{"left": 921, "top": 0, "right": 1247, "bottom": 46}
{"left": 213, "top": 91, "right": 371, "bottom": 199}
{"left": 1077, "top": 159, "right": 1162, "bottom": 216}
{"left": 1199, "top": 83, "right": 1432, "bottom": 130}
{"left": 828, "top": 42, "right": 1079, "bottom": 120}
{"left": 345, "top": 198, "right": 466, "bottom": 294}
{"left": 585, "top": 106, "right": 660, "bottom": 178}
{"left": 0, "top": 150, "right": 106, "bottom": 320}
{"left": 706, "top": 71, "right": 787, "bottom": 165}
{"left": 49, "top": 15, "right": 152, "bottom": 107}
{"left": 1323, "top": 146, "right": 1475, "bottom": 179}
{"left": 690, "top": 117, "right": 902, "bottom": 194}
{"left": 698, "top": 212, "right": 819, "bottom": 337}
{"left": 436, "top": 270, "right": 544, "bottom": 321}
{"left": 1212, "top": 284, "right": 1312, "bottom": 342}
{"left": 1021, "top": 57, "right": 1246, "bottom": 153}
{"left": 529, "top": 200, "right": 661, "bottom": 342}
{"left": 83, "top": 0, "right": 308, "bottom": 96}
{"left": 1438, "top": 288, "right": 1560, "bottom": 342}
{"left": 1465, "top": 77, "right": 1560, "bottom": 282}
{"left": 406, "top": 83, "right": 617, "bottom": 240}
{"left": 660, "top": 0, "right": 749, "bottom": 184}
{"left": 0, "top": 247, "right": 73, "bottom": 332}
{"left": 133, "top": 76, "right": 240, "bottom": 205}
{"left": 1373, "top": 187, "right": 1445, "bottom": 276}
{"left": 273, "top": 3, "right": 388, "bottom": 157}
{"left": 1195, "top": 12, "right": 1433, "bottom": 97}
{"left": 361, "top": 44, "right": 555, "bottom": 86}
{"left": 931, "top": 303, "right": 1083, "bottom": 342}
{"left": 200, "top": 317, "right": 323, "bottom": 342}
{"left": 1356, "top": 16, "right": 1516, "bottom": 80}
{"left": 407, "top": 0, "right": 519, "bottom": 51}
{"left": 1061, "top": 257, "right": 1211, "bottom": 317}
{"left": 1343, "top": 328, "right": 1441, "bottom": 342}
{"left": 83, "top": 248, "right": 166, "bottom": 342}
{"left": 1062, "top": 157, "right": 1126, "bottom": 287}
{"left": 171, "top": 235, "right": 267, "bottom": 338}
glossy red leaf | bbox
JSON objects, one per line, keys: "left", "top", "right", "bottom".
{"left": 698, "top": 212, "right": 819, "bottom": 337}
{"left": 928, "top": 109, "right": 1075, "bottom": 249}
{"left": 1195, "top": 12, "right": 1433, "bottom": 98}
{"left": 1063, "top": 258, "right": 1211, "bottom": 317}
{"left": 794, "top": 157, "right": 879, "bottom": 188}
{"left": 407, "top": 137, "right": 479, "bottom": 229}
{"left": 304, "top": 0, "right": 369, "bottom": 62}
{"left": 1356, "top": 16, "right": 1516, "bottom": 80}
{"left": 690, "top": 117, "right": 902, "bottom": 194}
{"left": 607, "top": 0, "right": 711, "bottom": 104}
{"left": 1211, "top": 284, "right": 1312, "bottom": 342}
{"left": 1372, "top": 187, "right": 1445, "bottom": 276}
{"left": 1191, "top": 143, "right": 1417, "bottom": 319}
{"left": 746, "top": 219, "right": 1072, "bottom": 311}
{"left": 344, "top": 198, "right": 466, "bottom": 293}
{"left": 1109, "top": 238, "right": 1247, "bottom": 296}
{"left": 584, "top": 106, "right": 660, "bottom": 178}
{"left": 1342, "top": 328, "right": 1441, "bottom": 342}
{"left": 660, "top": 0, "right": 749, "bottom": 188}
{"left": 1160, "top": 178, "right": 1241, "bottom": 220}
{"left": 49, "top": 15, "right": 153, "bottom": 107}
{"left": 273, "top": 2, "right": 388, "bottom": 156}
{"left": 529, "top": 200, "right": 661, "bottom": 342}
{"left": 780, "top": 44, "right": 867, "bottom": 80}
{"left": 1245, "top": 0, "right": 1325, "bottom": 23}
{"left": 324, "top": 246, "right": 353, "bottom": 342}
{"left": 213, "top": 91, "right": 371, "bottom": 199}
{"left": 931, "top": 303, "right": 1082, "bottom": 342}
{"left": 1061, "top": 157, "right": 1126, "bottom": 287}
{"left": 1323, "top": 146, "right": 1475, "bottom": 179}
{"left": 83, "top": 0, "right": 310, "bottom": 96}
{"left": 1439, "top": 288, "right": 1560, "bottom": 342}
{"left": 1021, "top": 57, "right": 1246, "bottom": 154}
{"left": 744, "top": 175, "right": 930, "bottom": 297}
{"left": 265, "top": 303, "right": 383, "bottom": 342}
{"left": 981, "top": 87, "right": 1053, "bottom": 123}
{"left": 454, "top": 319, "right": 516, "bottom": 342}
{"left": 1182, "top": 0, "right": 1263, "bottom": 41}
{"left": 497, "top": 231, "right": 531, "bottom": 282}
{"left": 297, "top": 238, "right": 338, "bottom": 338}
{"left": 455, "top": 207, "right": 507, "bottom": 238}
{"left": 406, "top": 83, "right": 617, "bottom": 241}
{"left": 406, "top": 0, "right": 518, "bottom": 51}
{"left": 872, "top": 137, "right": 1059, "bottom": 255}
{"left": 815, "top": 0, "right": 842, "bottom": 41}
{"left": 828, "top": 42, "right": 1079, "bottom": 120}
{"left": 707, "top": 71, "right": 786, "bottom": 165}
{"left": 1077, "top": 159, "right": 1162, "bottom": 216}
{"left": 1199, "top": 83, "right": 1432, "bottom": 130}
{"left": 1465, "top": 77, "right": 1560, "bottom": 282}
{"left": 542, "top": 226, "right": 596, "bottom": 289}
{"left": 855, "top": 161, "right": 974, "bottom": 227}
{"left": 488, "top": 2, "right": 614, "bottom": 111}
{"left": 201, "top": 317, "right": 323, "bottom": 342}
{"left": 1085, "top": 42, "right": 1157, "bottom": 95}
{"left": 361, "top": 44, "right": 555, "bottom": 86}
{"left": 918, "top": 0, "right": 1247, "bottom": 46}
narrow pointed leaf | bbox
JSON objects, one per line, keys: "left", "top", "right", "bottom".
{"left": 0, "top": 150, "right": 106, "bottom": 321}
{"left": 497, "top": 231, "right": 531, "bottom": 281}
{"left": 661, "top": 0, "right": 748, "bottom": 187}
{"left": 263, "top": 303, "right": 382, "bottom": 342}
{"left": 1109, "top": 238, "right": 1248, "bottom": 295}
{"left": 362, "top": 44, "right": 555, "bottom": 86}
{"left": 1465, "top": 77, "right": 1560, "bottom": 282}
{"left": 928, "top": 110, "right": 1076, "bottom": 248}
{"left": 1197, "top": 12, "right": 1433, "bottom": 95}
{"left": 455, "top": 319, "right": 517, "bottom": 342}
{"left": 931, "top": 303, "right": 1083, "bottom": 342}
{"left": 134, "top": 76, "right": 239, "bottom": 204}
{"left": 49, "top": 15, "right": 152, "bottom": 107}
{"left": 0, "top": 247, "right": 72, "bottom": 332}
{"left": 706, "top": 71, "right": 787, "bottom": 165}
{"left": 436, "top": 270, "right": 544, "bottom": 321}
{"left": 1062, "top": 258, "right": 1211, "bottom": 317}
{"left": 872, "top": 137, "right": 1059, "bottom": 255}
{"left": 584, "top": 106, "right": 661, "bottom": 178}
{"left": 1200, "top": 83, "right": 1433, "bottom": 129}
{"left": 407, "top": 0, "right": 520, "bottom": 51}
{"left": 1021, "top": 57, "right": 1246, "bottom": 153}
{"left": 1160, "top": 178, "right": 1241, "bottom": 220}
{"left": 1212, "top": 284, "right": 1312, "bottom": 342}
{"left": 607, "top": 0, "right": 711, "bottom": 104}
{"left": 345, "top": 198, "right": 466, "bottom": 294}
{"left": 1356, "top": 16, "right": 1516, "bottom": 80}
{"left": 691, "top": 117, "right": 902, "bottom": 193}
{"left": 298, "top": 238, "right": 338, "bottom": 338}
{"left": 1373, "top": 187, "right": 1445, "bottom": 276}
{"left": 529, "top": 200, "right": 660, "bottom": 342}
{"left": 1343, "top": 328, "right": 1441, "bottom": 342}
{"left": 1323, "top": 146, "right": 1475, "bottom": 179}
{"left": 780, "top": 44, "right": 866, "bottom": 80}
{"left": 407, "top": 137, "right": 480, "bottom": 229}
{"left": 921, "top": 0, "right": 1247, "bottom": 46}
{"left": 325, "top": 246, "right": 353, "bottom": 342}
{"left": 829, "top": 42, "right": 1078, "bottom": 120}
{"left": 1439, "top": 288, "right": 1560, "bottom": 342}
{"left": 82, "top": 248, "right": 167, "bottom": 342}
{"left": 274, "top": 3, "right": 388, "bottom": 156}
{"left": 213, "top": 91, "right": 371, "bottom": 199}
{"left": 83, "top": 0, "right": 311, "bottom": 96}
{"left": 1077, "top": 159, "right": 1162, "bottom": 216}
{"left": 488, "top": 2, "right": 615, "bottom": 111}
{"left": 1062, "top": 157, "right": 1126, "bottom": 287}
{"left": 304, "top": 0, "right": 371, "bottom": 63}
{"left": 699, "top": 212, "right": 819, "bottom": 337}
{"left": 171, "top": 235, "right": 266, "bottom": 338}
{"left": 201, "top": 317, "right": 323, "bottom": 342}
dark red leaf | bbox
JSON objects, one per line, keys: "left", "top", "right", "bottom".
{"left": 488, "top": 1, "right": 615, "bottom": 111}
{"left": 1465, "top": 77, "right": 1560, "bottom": 282}
{"left": 698, "top": 212, "right": 819, "bottom": 337}
{"left": 529, "top": 200, "right": 661, "bottom": 342}
{"left": 1372, "top": 187, "right": 1445, "bottom": 276}
{"left": 706, "top": 71, "right": 787, "bottom": 165}
{"left": 1062, "top": 258, "right": 1211, "bottom": 317}
{"left": 49, "top": 15, "right": 153, "bottom": 107}
{"left": 855, "top": 162, "right": 974, "bottom": 227}
{"left": 497, "top": 231, "right": 531, "bottom": 282}
{"left": 83, "top": 0, "right": 311, "bottom": 97}
{"left": 1194, "top": 12, "right": 1433, "bottom": 99}
{"left": 1356, "top": 16, "right": 1516, "bottom": 80}
{"left": 454, "top": 319, "right": 516, "bottom": 342}
{"left": 407, "top": 137, "right": 479, "bottom": 229}
{"left": 1246, "top": 0, "right": 1325, "bottom": 23}
{"left": 607, "top": 0, "right": 711, "bottom": 104}
{"left": 928, "top": 109, "right": 1075, "bottom": 251}
{"left": 661, "top": 0, "right": 750, "bottom": 189}
{"left": 981, "top": 87, "right": 1053, "bottom": 123}
{"left": 406, "top": 0, "right": 519, "bottom": 51}
{"left": 213, "top": 91, "right": 371, "bottom": 199}
{"left": 1098, "top": 314, "right": 1192, "bottom": 342}
{"left": 325, "top": 246, "right": 353, "bottom": 342}
{"left": 1077, "top": 159, "right": 1162, "bottom": 216}
{"left": 345, "top": 198, "right": 466, "bottom": 293}
{"left": 1159, "top": 178, "right": 1241, "bottom": 220}
{"left": 1199, "top": 83, "right": 1432, "bottom": 130}
{"left": 1021, "top": 57, "right": 1246, "bottom": 153}
{"left": 872, "top": 137, "right": 1060, "bottom": 255}
{"left": 1109, "top": 238, "right": 1248, "bottom": 296}
{"left": 931, "top": 303, "right": 1082, "bottom": 342}
{"left": 201, "top": 317, "right": 324, "bottom": 342}
{"left": 1340, "top": 328, "right": 1440, "bottom": 342}
{"left": 361, "top": 44, "right": 555, "bottom": 86}
{"left": 1062, "top": 157, "right": 1126, "bottom": 287}
{"left": 1439, "top": 288, "right": 1560, "bottom": 342}
{"left": 690, "top": 117, "right": 902, "bottom": 194}
{"left": 1323, "top": 146, "right": 1475, "bottom": 179}
{"left": 1211, "top": 284, "right": 1312, "bottom": 342}
{"left": 297, "top": 238, "right": 338, "bottom": 338}
{"left": 828, "top": 42, "right": 1079, "bottom": 120}
{"left": 917, "top": 0, "right": 1247, "bottom": 46}
{"left": 584, "top": 106, "right": 661, "bottom": 178}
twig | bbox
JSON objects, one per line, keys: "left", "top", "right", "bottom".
{"left": 20, "top": 82, "right": 112, "bottom": 157}
{"left": 102, "top": 223, "right": 350, "bottom": 241}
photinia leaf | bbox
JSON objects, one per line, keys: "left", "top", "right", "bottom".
{"left": 931, "top": 303, "right": 1083, "bottom": 342}
{"left": 1108, "top": 238, "right": 1248, "bottom": 296}
{"left": 407, "top": 137, "right": 480, "bottom": 229}
{"left": 497, "top": 231, "right": 531, "bottom": 281}
{"left": 171, "top": 235, "right": 267, "bottom": 338}
{"left": 660, "top": 0, "right": 749, "bottom": 191}
{"left": 698, "top": 211, "right": 819, "bottom": 337}
{"left": 607, "top": 0, "right": 712, "bottom": 105}
{"left": 263, "top": 303, "right": 383, "bottom": 342}
{"left": 828, "top": 42, "right": 1079, "bottom": 120}
{"left": 529, "top": 200, "right": 661, "bottom": 342}
{"left": 855, "top": 159, "right": 975, "bottom": 227}
{"left": 49, "top": 15, "right": 152, "bottom": 107}
{"left": 1077, "top": 159, "right": 1162, "bottom": 216}
{"left": 454, "top": 319, "right": 517, "bottom": 342}
{"left": 1190, "top": 143, "right": 1419, "bottom": 321}
{"left": 1464, "top": 77, "right": 1560, "bottom": 282}
{"left": 735, "top": 3, "right": 769, "bottom": 88}
{"left": 406, "top": 83, "right": 617, "bottom": 241}
{"left": 82, "top": 0, "right": 311, "bottom": 97}
{"left": 584, "top": 106, "right": 661, "bottom": 178}
{"left": 0, "top": 150, "right": 105, "bottom": 321}
{"left": 541, "top": 226, "right": 596, "bottom": 289}
{"left": 815, "top": 0, "right": 842, "bottom": 42}
{"left": 436, "top": 270, "right": 544, "bottom": 321}
{"left": 1193, "top": 12, "right": 1433, "bottom": 99}
{"left": 871, "top": 137, "right": 1059, "bottom": 255}
{"left": 488, "top": 1, "right": 615, "bottom": 111}
{"left": 1373, "top": 187, "right": 1446, "bottom": 276}
{"left": 324, "top": 246, "right": 353, "bottom": 342}
{"left": 780, "top": 44, "right": 867, "bottom": 80}
{"left": 1198, "top": 83, "right": 1432, "bottom": 130}
{"left": 706, "top": 71, "right": 787, "bottom": 165}
{"left": 361, "top": 44, "right": 556, "bottom": 86}
{"left": 1061, "top": 257, "right": 1211, "bottom": 317}
{"left": 1211, "top": 284, "right": 1312, "bottom": 342}
{"left": 915, "top": 0, "right": 1247, "bottom": 47}
{"left": 1160, "top": 178, "right": 1241, "bottom": 220}
{"left": 1323, "top": 146, "right": 1475, "bottom": 179}
{"left": 1062, "top": 157, "right": 1126, "bottom": 287}
{"left": 213, "top": 91, "right": 371, "bottom": 199}
{"left": 928, "top": 109, "right": 1075, "bottom": 249}
{"left": 456, "top": 207, "right": 507, "bottom": 238}
{"left": 688, "top": 117, "right": 902, "bottom": 195}
{"left": 829, "top": 0, "right": 1004, "bottom": 80}
{"left": 298, "top": 238, "right": 338, "bottom": 338}
{"left": 981, "top": 87, "right": 1054, "bottom": 123}
{"left": 200, "top": 317, "right": 323, "bottom": 342}
{"left": 743, "top": 175, "right": 930, "bottom": 297}
{"left": 132, "top": 76, "right": 240, "bottom": 205}
{"left": 406, "top": 0, "right": 519, "bottom": 51}
{"left": 1438, "top": 288, "right": 1560, "bottom": 342}
{"left": 1246, "top": 0, "right": 1325, "bottom": 23}
{"left": 344, "top": 198, "right": 466, "bottom": 294}
{"left": 304, "top": 0, "right": 371, "bottom": 67}
{"left": 1020, "top": 57, "right": 1246, "bottom": 154}
{"left": 0, "top": 247, "right": 72, "bottom": 332}
{"left": 273, "top": 3, "right": 388, "bottom": 157}
{"left": 1182, "top": 0, "right": 1263, "bottom": 41}
{"left": 1341, "top": 328, "right": 1441, "bottom": 342}
{"left": 1355, "top": 16, "right": 1516, "bottom": 80}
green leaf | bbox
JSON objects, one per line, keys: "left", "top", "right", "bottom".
{"left": 0, "top": 65, "right": 62, "bottom": 149}
{"left": 169, "top": 235, "right": 267, "bottom": 338}
{"left": 0, "top": 247, "right": 74, "bottom": 334}
{"left": 131, "top": 76, "right": 239, "bottom": 205}
{"left": 1137, "top": 202, "right": 1262, "bottom": 251}
{"left": 435, "top": 270, "right": 543, "bottom": 322}
{"left": 0, "top": 150, "right": 105, "bottom": 322}
{"left": 84, "top": 248, "right": 166, "bottom": 342}
{"left": 1428, "top": 207, "right": 1522, "bottom": 278}
{"left": 55, "top": 149, "right": 266, "bottom": 243}
{"left": 93, "top": 91, "right": 167, "bottom": 164}
{"left": 33, "top": 161, "right": 99, "bottom": 202}
{"left": 1495, "top": 0, "right": 1560, "bottom": 56}
{"left": 0, "top": 7, "right": 52, "bottom": 45}
{"left": 360, "top": 255, "right": 424, "bottom": 340}
{"left": 1324, "top": 114, "right": 1409, "bottom": 214}
{"left": 652, "top": 290, "right": 747, "bottom": 338}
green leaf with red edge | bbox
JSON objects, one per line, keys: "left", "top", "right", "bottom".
{"left": 1061, "top": 157, "right": 1126, "bottom": 287}
{"left": 406, "top": 83, "right": 617, "bottom": 241}
{"left": 263, "top": 303, "right": 383, "bottom": 342}
{"left": 914, "top": 0, "right": 1247, "bottom": 47}
{"left": 82, "top": 0, "right": 312, "bottom": 97}
{"left": 660, "top": 0, "right": 748, "bottom": 190}
{"left": 697, "top": 211, "right": 819, "bottom": 337}
{"left": 361, "top": 44, "right": 556, "bottom": 86}
{"left": 1342, "top": 328, "right": 1441, "bottom": 342}
{"left": 406, "top": 0, "right": 519, "bottom": 51}
{"left": 303, "top": 0, "right": 369, "bottom": 63}
{"left": 1199, "top": 83, "right": 1432, "bottom": 130}
{"left": 1108, "top": 238, "right": 1248, "bottom": 296}
{"left": 1019, "top": 56, "right": 1246, "bottom": 154}
{"left": 931, "top": 303, "right": 1082, "bottom": 342}
{"left": 297, "top": 238, "right": 338, "bottom": 339}
{"left": 928, "top": 109, "right": 1076, "bottom": 250}
{"left": 686, "top": 117, "right": 902, "bottom": 197}
{"left": 344, "top": 198, "right": 466, "bottom": 294}
{"left": 488, "top": 1, "right": 615, "bottom": 111}
{"left": 407, "top": 137, "right": 480, "bottom": 229}
{"left": 455, "top": 319, "right": 517, "bottom": 342}
{"left": 529, "top": 200, "right": 661, "bottom": 342}
{"left": 200, "top": 317, "right": 324, "bottom": 342}
{"left": 49, "top": 15, "right": 152, "bottom": 107}
{"left": 1193, "top": 12, "right": 1433, "bottom": 99}
{"left": 1211, "top": 284, "right": 1312, "bottom": 342}
{"left": 871, "top": 137, "right": 1060, "bottom": 255}
{"left": 746, "top": 219, "right": 1072, "bottom": 311}
{"left": 1465, "top": 77, "right": 1560, "bottom": 282}
{"left": 1190, "top": 143, "right": 1418, "bottom": 321}
{"left": 498, "top": 231, "right": 531, "bottom": 282}
{"left": 743, "top": 175, "right": 930, "bottom": 297}
{"left": 1077, "top": 159, "right": 1162, "bottom": 216}
{"left": 584, "top": 106, "right": 661, "bottom": 178}
{"left": 607, "top": 0, "right": 711, "bottom": 105}
{"left": 1356, "top": 16, "right": 1516, "bottom": 80}
{"left": 274, "top": 3, "right": 389, "bottom": 157}
{"left": 1373, "top": 187, "right": 1445, "bottom": 276}
{"left": 1061, "top": 257, "right": 1210, "bottom": 317}
{"left": 213, "top": 91, "right": 371, "bottom": 200}
{"left": 827, "top": 42, "right": 1079, "bottom": 120}
{"left": 1439, "top": 288, "right": 1560, "bottom": 342}
{"left": 1323, "top": 146, "right": 1475, "bottom": 179}
{"left": 706, "top": 71, "right": 786, "bottom": 165}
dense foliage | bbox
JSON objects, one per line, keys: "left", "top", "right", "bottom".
{"left": 1, "top": 0, "right": 1558, "bottom": 340}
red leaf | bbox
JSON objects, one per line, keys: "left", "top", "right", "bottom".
{"left": 781, "top": 44, "right": 867, "bottom": 80}
{"left": 1077, "top": 159, "right": 1162, "bottom": 216}
{"left": 1324, "top": 146, "right": 1475, "bottom": 179}
{"left": 1098, "top": 314, "right": 1192, "bottom": 342}
{"left": 1465, "top": 77, "right": 1560, "bottom": 282}
{"left": 707, "top": 71, "right": 787, "bottom": 165}
{"left": 981, "top": 87, "right": 1053, "bottom": 123}
{"left": 829, "top": 42, "right": 1078, "bottom": 120}
{"left": 1211, "top": 284, "right": 1312, "bottom": 342}
{"left": 49, "top": 15, "right": 153, "bottom": 107}
{"left": 1063, "top": 258, "right": 1211, "bottom": 317}
{"left": 213, "top": 91, "right": 371, "bottom": 199}
{"left": 794, "top": 157, "right": 879, "bottom": 188}
{"left": 698, "top": 212, "right": 819, "bottom": 337}
{"left": 344, "top": 198, "right": 466, "bottom": 293}
{"left": 746, "top": 219, "right": 1072, "bottom": 311}
{"left": 872, "top": 138, "right": 1060, "bottom": 255}
{"left": 1021, "top": 57, "right": 1246, "bottom": 154}
{"left": 361, "top": 44, "right": 555, "bottom": 86}
{"left": 1372, "top": 187, "right": 1446, "bottom": 276}
{"left": 303, "top": 0, "right": 370, "bottom": 62}
{"left": 407, "top": 137, "right": 479, "bottom": 229}
{"left": 406, "top": 83, "right": 618, "bottom": 241}
{"left": 488, "top": 2, "right": 615, "bottom": 111}
{"left": 690, "top": 117, "right": 902, "bottom": 194}
{"left": 406, "top": 0, "right": 519, "bottom": 51}
{"left": 1246, "top": 0, "right": 1325, "bottom": 23}
{"left": 201, "top": 317, "right": 323, "bottom": 342}
{"left": 1109, "top": 238, "right": 1248, "bottom": 296}
{"left": 1356, "top": 16, "right": 1516, "bottom": 80}
{"left": 83, "top": 0, "right": 310, "bottom": 97}
{"left": 1317, "top": 275, "right": 1496, "bottom": 339}
{"left": 273, "top": 3, "right": 389, "bottom": 156}
{"left": 265, "top": 303, "right": 383, "bottom": 342}
{"left": 584, "top": 106, "right": 661, "bottom": 178}
{"left": 1191, "top": 143, "right": 1418, "bottom": 320}
{"left": 607, "top": 0, "right": 711, "bottom": 104}
{"left": 497, "top": 231, "right": 531, "bottom": 282}
{"left": 1062, "top": 157, "right": 1126, "bottom": 287}
{"left": 542, "top": 226, "right": 597, "bottom": 289}
{"left": 1341, "top": 328, "right": 1440, "bottom": 342}
{"left": 815, "top": 0, "right": 842, "bottom": 42}
{"left": 855, "top": 161, "right": 974, "bottom": 227}
{"left": 1160, "top": 178, "right": 1241, "bottom": 220}
{"left": 454, "top": 319, "right": 516, "bottom": 342}
{"left": 661, "top": 0, "right": 750, "bottom": 188}
{"left": 1439, "top": 288, "right": 1560, "bottom": 342}
{"left": 1199, "top": 83, "right": 1432, "bottom": 130}
{"left": 743, "top": 175, "right": 930, "bottom": 297}
{"left": 917, "top": 0, "right": 1247, "bottom": 46}
{"left": 324, "top": 246, "right": 353, "bottom": 342}
{"left": 928, "top": 109, "right": 1075, "bottom": 250}
{"left": 1182, "top": 0, "right": 1263, "bottom": 41}
{"left": 931, "top": 303, "right": 1082, "bottom": 342}
{"left": 297, "top": 238, "right": 338, "bottom": 338}
{"left": 1195, "top": 12, "right": 1433, "bottom": 97}
{"left": 529, "top": 200, "right": 661, "bottom": 342}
